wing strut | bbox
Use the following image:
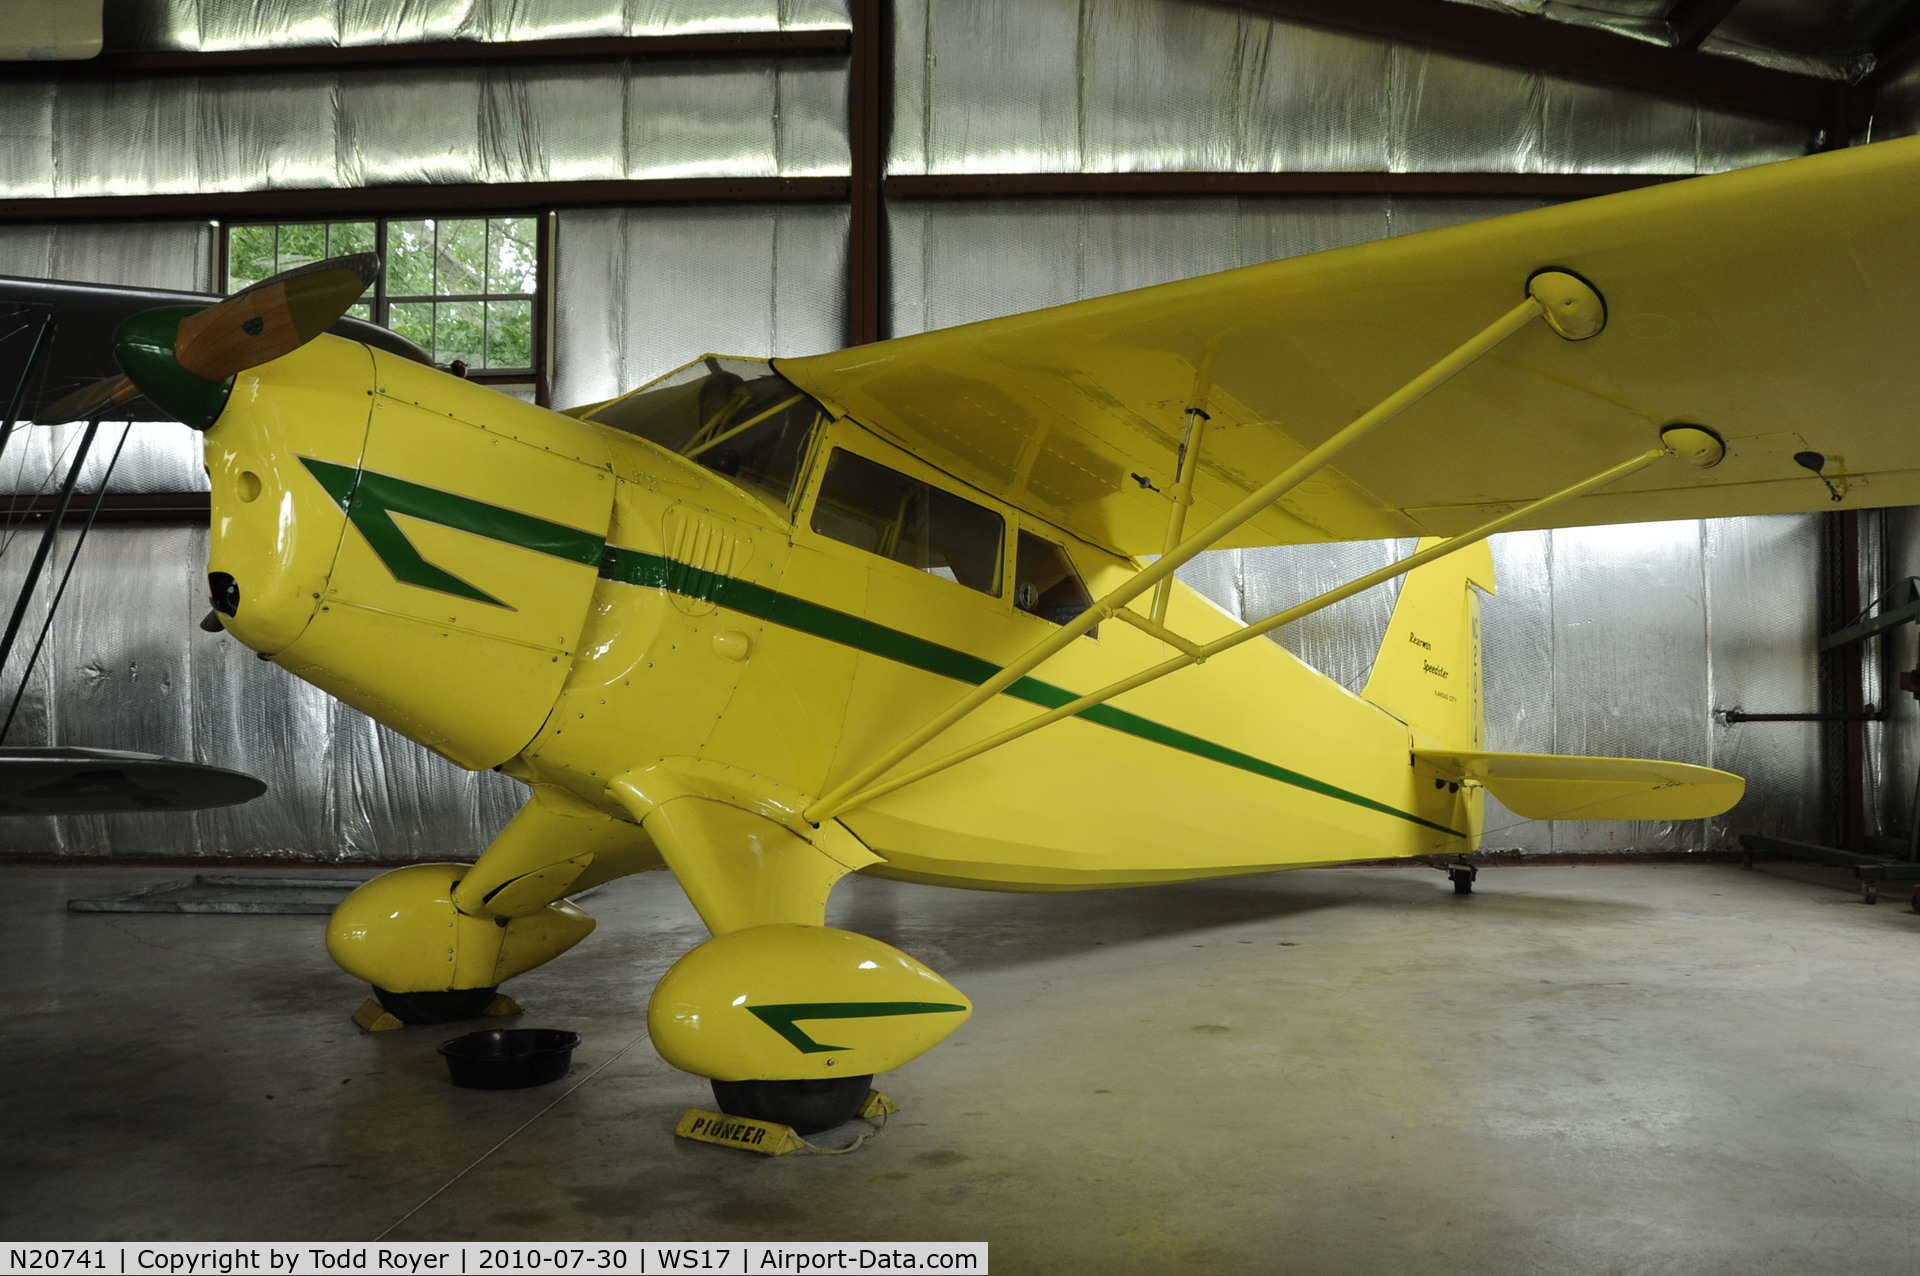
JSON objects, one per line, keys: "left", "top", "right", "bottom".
{"left": 812, "top": 444, "right": 1667, "bottom": 819}
{"left": 802, "top": 271, "right": 1608, "bottom": 825}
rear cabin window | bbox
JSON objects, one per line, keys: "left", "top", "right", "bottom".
{"left": 810, "top": 449, "right": 1004, "bottom": 597}
{"left": 577, "top": 357, "right": 821, "bottom": 509}
{"left": 1014, "top": 530, "right": 1097, "bottom": 635}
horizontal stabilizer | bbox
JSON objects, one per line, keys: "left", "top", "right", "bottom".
{"left": 1415, "top": 749, "right": 1742, "bottom": 821}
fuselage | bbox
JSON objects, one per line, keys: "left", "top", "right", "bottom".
{"left": 204, "top": 336, "right": 1480, "bottom": 891}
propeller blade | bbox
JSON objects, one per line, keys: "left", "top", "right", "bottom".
{"left": 173, "top": 253, "right": 380, "bottom": 381}
{"left": 33, "top": 374, "right": 141, "bottom": 426}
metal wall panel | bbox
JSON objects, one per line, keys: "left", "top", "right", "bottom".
{"left": 189, "top": 594, "right": 339, "bottom": 858}
{"left": 0, "top": 220, "right": 213, "bottom": 291}
{"left": 1877, "top": 506, "right": 1920, "bottom": 845}
{"left": 1389, "top": 47, "right": 1541, "bottom": 172}
{"left": 623, "top": 60, "right": 848, "bottom": 178}
{"left": 891, "top": 0, "right": 1809, "bottom": 176}
{"left": 1240, "top": 540, "right": 1410, "bottom": 694}
{"left": 337, "top": 68, "right": 489, "bottom": 187}
{"left": 1480, "top": 529, "right": 1558, "bottom": 850}
{"left": 0, "top": 84, "right": 56, "bottom": 200}
{"left": 9, "top": 58, "right": 848, "bottom": 199}
{"left": 551, "top": 202, "right": 849, "bottom": 407}
{"left": 52, "top": 80, "right": 202, "bottom": 198}
{"left": 1548, "top": 521, "right": 1709, "bottom": 851}
{"left": 52, "top": 522, "right": 201, "bottom": 856}
{"left": 199, "top": 74, "right": 343, "bottom": 192}
{"left": 1703, "top": 514, "right": 1825, "bottom": 849}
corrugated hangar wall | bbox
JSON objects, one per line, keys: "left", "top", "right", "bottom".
{"left": 0, "top": 0, "right": 1896, "bottom": 858}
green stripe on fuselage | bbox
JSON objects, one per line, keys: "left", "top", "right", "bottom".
{"left": 294, "top": 457, "right": 1458, "bottom": 836}
{"left": 598, "top": 546, "right": 1462, "bottom": 837}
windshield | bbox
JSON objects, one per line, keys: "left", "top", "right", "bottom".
{"left": 578, "top": 356, "right": 823, "bottom": 509}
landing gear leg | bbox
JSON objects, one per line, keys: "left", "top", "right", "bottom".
{"left": 1447, "top": 861, "right": 1478, "bottom": 895}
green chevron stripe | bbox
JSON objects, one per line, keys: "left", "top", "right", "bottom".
{"left": 746, "top": 1001, "right": 969, "bottom": 1054}
{"left": 300, "top": 456, "right": 603, "bottom": 608}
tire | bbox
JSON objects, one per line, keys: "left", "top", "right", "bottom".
{"left": 1453, "top": 874, "right": 1473, "bottom": 895}
{"left": 373, "top": 985, "right": 499, "bottom": 1024}
{"left": 710, "top": 1075, "right": 874, "bottom": 1136}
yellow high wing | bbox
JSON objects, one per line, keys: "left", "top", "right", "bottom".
{"left": 778, "top": 135, "right": 1920, "bottom": 560}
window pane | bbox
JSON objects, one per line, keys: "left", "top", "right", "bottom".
{"left": 1015, "top": 530, "right": 1096, "bottom": 634}
{"left": 485, "top": 299, "right": 532, "bottom": 369}
{"left": 388, "top": 220, "right": 435, "bottom": 296}
{"left": 437, "top": 300, "right": 484, "bottom": 367}
{"left": 489, "top": 218, "right": 537, "bottom": 294}
{"left": 437, "top": 219, "right": 486, "bottom": 297}
{"left": 811, "top": 449, "right": 1003, "bottom": 596}
{"left": 328, "top": 222, "right": 375, "bottom": 257}
{"left": 390, "top": 301, "right": 434, "bottom": 354}
{"left": 346, "top": 302, "right": 372, "bottom": 322}
{"left": 227, "top": 226, "right": 275, "bottom": 291}
{"left": 585, "top": 361, "right": 822, "bottom": 510}
{"left": 277, "top": 223, "right": 325, "bottom": 271}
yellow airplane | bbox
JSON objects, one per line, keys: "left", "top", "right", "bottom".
{"left": 37, "top": 134, "right": 1920, "bottom": 1134}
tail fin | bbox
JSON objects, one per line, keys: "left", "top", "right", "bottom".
{"left": 1362, "top": 538, "right": 1495, "bottom": 750}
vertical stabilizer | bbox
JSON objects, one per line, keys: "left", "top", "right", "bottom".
{"left": 1361, "top": 539, "right": 1495, "bottom": 751}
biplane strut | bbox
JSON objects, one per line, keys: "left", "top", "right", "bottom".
{"left": 804, "top": 269, "right": 1692, "bottom": 825}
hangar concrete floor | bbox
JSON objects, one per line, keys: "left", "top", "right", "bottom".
{"left": 4, "top": 858, "right": 1916, "bottom": 1273}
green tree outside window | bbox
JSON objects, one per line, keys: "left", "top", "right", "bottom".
{"left": 224, "top": 217, "right": 538, "bottom": 373}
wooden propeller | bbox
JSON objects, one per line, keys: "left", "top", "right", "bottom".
{"left": 30, "top": 253, "right": 381, "bottom": 428}
{"left": 173, "top": 254, "right": 380, "bottom": 380}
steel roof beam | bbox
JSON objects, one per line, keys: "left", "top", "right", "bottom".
{"left": 0, "top": 178, "right": 849, "bottom": 224}
{"left": 1212, "top": 0, "right": 1836, "bottom": 130}
{"left": 885, "top": 172, "right": 1675, "bottom": 199}
{"left": 1866, "top": 0, "right": 1920, "bottom": 84}
{"left": 27, "top": 29, "right": 849, "bottom": 76}
{"left": 1668, "top": 0, "right": 1747, "bottom": 50}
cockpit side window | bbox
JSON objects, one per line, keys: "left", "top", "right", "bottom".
{"left": 579, "top": 357, "right": 821, "bottom": 509}
{"left": 1014, "top": 530, "right": 1097, "bottom": 636}
{"left": 810, "top": 448, "right": 1004, "bottom": 597}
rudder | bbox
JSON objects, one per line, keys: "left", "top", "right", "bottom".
{"left": 1361, "top": 538, "right": 1494, "bottom": 751}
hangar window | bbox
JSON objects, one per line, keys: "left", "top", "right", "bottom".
{"left": 810, "top": 448, "right": 1004, "bottom": 597}
{"left": 223, "top": 216, "right": 543, "bottom": 395}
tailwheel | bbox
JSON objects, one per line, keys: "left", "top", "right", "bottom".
{"left": 1447, "top": 863, "right": 1478, "bottom": 895}
{"left": 373, "top": 986, "right": 500, "bottom": 1024}
{"left": 710, "top": 1075, "right": 874, "bottom": 1136}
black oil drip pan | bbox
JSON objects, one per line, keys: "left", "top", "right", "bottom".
{"left": 438, "top": 1028, "right": 581, "bottom": 1090}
